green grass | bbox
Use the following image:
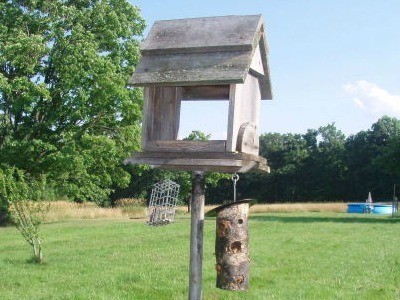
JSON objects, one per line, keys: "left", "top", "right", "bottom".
{"left": 1, "top": 213, "right": 400, "bottom": 299}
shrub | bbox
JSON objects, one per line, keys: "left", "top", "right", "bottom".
{"left": 0, "top": 165, "right": 52, "bottom": 262}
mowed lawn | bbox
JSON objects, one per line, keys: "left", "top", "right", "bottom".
{"left": 1, "top": 213, "right": 400, "bottom": 299}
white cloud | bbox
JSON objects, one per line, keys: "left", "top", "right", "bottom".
{"left": 343, "top": 80, "right": 400, "bottom": 117}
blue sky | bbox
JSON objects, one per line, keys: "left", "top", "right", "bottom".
{"left": 130, "top": 0, "right": 400, "bottom": 138}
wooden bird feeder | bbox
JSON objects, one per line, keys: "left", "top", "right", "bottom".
{"left": 125, "top": 15, "right": 272, "bottom": 173}
{"left": 125, "top": 15, "right": 273, "bottom": 300}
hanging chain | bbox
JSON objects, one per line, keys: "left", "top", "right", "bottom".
{"left": 232, "top": 173, "right": 240, "bottom": 203}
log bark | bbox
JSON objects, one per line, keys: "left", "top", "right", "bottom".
{"left": 215, "top": 201, "right": 250, "bottom": 290}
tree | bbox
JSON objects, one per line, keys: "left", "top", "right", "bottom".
{"left": 9, "top": 199, "right": 49, "bottom": 263}
{"left": 344, "top": 116, "right": 400, "bottom": 199}
{"left": 244, "top": 125, "right": 346, "bottom": 202}
{"left": 303, "top": 124, "right": 347, "bottom": 200}
{"left": 252, "top": 132, "right": 308, "bottom": 201}
{"left": 344, "top": 130, "right": 374, "bottom": 198}
{"left": 0, "top": 1, "right": 145, "bottom": 203}
{"left": 0, "top": 166, "right": 51, "bottom": 262}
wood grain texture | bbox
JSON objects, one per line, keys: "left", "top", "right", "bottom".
{"left": 142, "top": 86, "right": 182, "bottom": 149}
{"left": 236, "top": 122, "right": 259, "bottom": 155}
{"left": 124, "top": 151, "right": 269, "bottom": 173}
{"left": 181, "top": 85, "right": 230, "bottom": 100}
{"left": 130, "top": 51, "right": 250, "bottom": 87}
{"left": 249, "top": 44, "right": 264, "bottom": 76}
{"left": 141, "top": 15, "right": 263, "bottom": 55}
{"left": 189, "top": 171, "right": 205, "bottom": 300}
{"left": 226, "top": 75, "right": 261, "bottom": 154}
{"left": 145, "top": 140, "right": 226, "bottom": 152}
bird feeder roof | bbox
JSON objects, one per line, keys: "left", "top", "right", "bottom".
{"left": 130, "top": 15, "right": 272, "bottom": 99}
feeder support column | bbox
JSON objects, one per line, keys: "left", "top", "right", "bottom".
{"left": 189, "top": 171, "right": 205, "bottom": 300}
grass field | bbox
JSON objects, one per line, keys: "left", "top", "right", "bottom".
{"left": 1, "top": 211, "right": 400, "bottom": 299}
{"left": 43, "top": 201, "right": 348, "bottom": 222}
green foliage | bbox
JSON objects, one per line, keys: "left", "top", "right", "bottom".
{"left": 0, "top": 165, "right": 50, "bottom": 224}
{"left": 0, "top": 166, "right": 21, "bottom": 225}
{"left": 183, "top": 130, "right": 211, "bottom": 141}
{"left": 0, "top": 0, "right": 145, "bottom": 202}
{"left": 245, "top": 118, "right": 400, "bottom": 202}
{"left": 0, "top": 165, "right": 51, "bottom": 262}
{"left": 9, "top": 200, "right": 49, "bottom": 263}
{"left": 344, "top": 116, "right": 400, "bottom": 199}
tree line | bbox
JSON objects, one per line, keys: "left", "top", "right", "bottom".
{"left": 233, "top": 117, "right": 400, "bottom": 203}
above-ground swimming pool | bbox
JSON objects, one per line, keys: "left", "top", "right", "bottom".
{"left": 347, "top": 203, "right": 396, "bottom": 214}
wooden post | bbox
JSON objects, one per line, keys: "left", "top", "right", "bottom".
{"left": 189, "top": 171, "right": 205, "bottom": 300}
{"left": 215, "top": 201, "right": 250, "bottom": 290}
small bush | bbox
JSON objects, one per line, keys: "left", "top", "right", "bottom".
{"left": 9, "top": 200, "right": 49, "bottom": 263}
{"left": 0, "top": 166, "right": 52, "bottom": 263}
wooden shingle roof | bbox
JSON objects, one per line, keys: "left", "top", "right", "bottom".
{"left": 130, "top": 15, "right": 272, "bottom": 100}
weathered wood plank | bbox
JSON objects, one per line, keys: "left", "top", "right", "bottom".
{"left": 143, "top": 86, "right": 180, "bottom": 148}
{"left": 130, "top": 161, "right": 262, "bottom": 173}
{"left": 145, "top": 140, "right": 226, "bottom": 152}
{"left": 141, "top": 15, "right": 263, "bottom": 55}
{"left": 127, "top": 151, "right": 267, "bottom": 163}
{"left": 189, "top": 171, "right": 205, "bottom": 300}
{"left": 124, "top": 151, "right": 269, "bottom": 173}
{"left": 249, "top": 44, "right": 264, "bottom": 76}
{"left": 130, "top": 51, "right": 250, "bottom": 87}
{"left": 181, "top": 85, "right": 230, "bottom": 100}
{"left": 236, "top": 122, "right": 259, "bottom": 155}
{"left": 141, "top": 87, "right": 152, "bottom": 147}
{"left": 226, "top": 84, "right": 237, "bottom": 152}
{"left": 257, "top": 34, "right": 272, "bottom": 100}
{"left": 155, "top": 165, "right": 261, "bottom": 173}
{"left": 226, "top": 74, "right": 261, "bottom": 154}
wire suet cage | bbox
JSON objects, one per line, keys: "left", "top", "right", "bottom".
{"left": 147, "top": 179, "right": 180, "bottom": 226}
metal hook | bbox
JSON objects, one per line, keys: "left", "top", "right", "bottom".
{"left": 232, "top": 173, "right": 239, "bottom": 203}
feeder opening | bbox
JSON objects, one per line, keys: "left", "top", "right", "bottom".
{"left": 231, "top": 241, "right": 242, "bottom": 253}
{"left": 178, "top": 100, "right": 229, "bottom": 140}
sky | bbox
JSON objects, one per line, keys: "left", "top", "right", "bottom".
{"left": 130, "top": 0, "right": 400, "bottom": 138}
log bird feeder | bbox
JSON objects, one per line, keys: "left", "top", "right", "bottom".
{"left": 125, "top": 15, "right": 272, "bottom": 173}
{"left": 206, "top": 199, "right": 254, "bottom": 291}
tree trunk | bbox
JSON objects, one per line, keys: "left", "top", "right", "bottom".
{"left": 0, "top": 209, "right": 8, "bottom": 226}
{"left": 33, "top": 239, "right": 43, "bottom": 263}
{"left": 215, "top": 201, "right": 250, "bottom": 290}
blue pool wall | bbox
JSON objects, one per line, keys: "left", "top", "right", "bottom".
{"left": 347, "top": 203, "right": 396, "bottom": 214}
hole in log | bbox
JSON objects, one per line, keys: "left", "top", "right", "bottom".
{"left": 238, "top": 218, "right": 243, "bottom": 224}
{"left": 231, "top": 241, "right": 242, "bottom": 253}
{"left": 235, "top": 275, "right": 244, "bottom": 284}
{"left": 217, "top": 220, "right": 231, "bottom": 237}
{"left": 215, "top": 263, "right": 222, "bottom": 274}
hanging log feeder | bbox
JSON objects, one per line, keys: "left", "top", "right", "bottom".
{"left": 207, "top": 199, "right": 255, "bottom": 290}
